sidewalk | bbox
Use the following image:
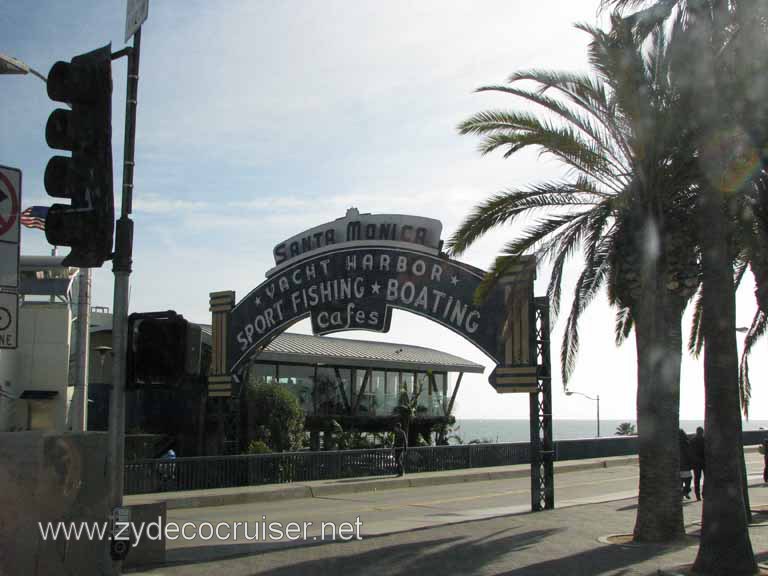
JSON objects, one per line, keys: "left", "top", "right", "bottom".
{"left": 130, "top": 475, "right": 768, "bottom": 576}
{"left": 126, "top": 455, "right": 640, "bottom": 511}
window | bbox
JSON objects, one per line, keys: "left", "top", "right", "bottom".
{"left": 278, "top": 365, "right": 314, "bottom": 412}
{"left": 248, "top": 363, "right": 276, "bottom": 386}
{"left": 371, "top": 371, "right": 386, "bottom": 415}
{"left": 385, "top": 372, "right": 400, "bottom": 412}
{"left": 415, "top": 373, "right": 430, "bottom": 414}
{"left": 316, "top": 367, "right": 351, "bottom": 415}
{"left": 28, "top": 400, "right": 55, "bottom": 430}
{"left": 401, "top": 372, "right": 414, "bottom": 396}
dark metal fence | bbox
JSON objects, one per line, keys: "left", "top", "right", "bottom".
{"left": 124, "top": 431, "right": 767, "bottom": 495}
{"left": 124, "top": 442, "right": 532, "bottom": 495}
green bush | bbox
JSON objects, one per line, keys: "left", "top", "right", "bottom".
{"left": 243, "top": 382, "right": 305, "bottom": 452}
{"left": 246, "top": 440, "right": 272, "bottom": 454}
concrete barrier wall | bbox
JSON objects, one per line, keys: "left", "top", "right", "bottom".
{"left": 0, "top": 431, "right": 110, "bottom": 576}
{"left": 555, "top": 436, "right": 639, "bottom": 461}
{"left": 556, "top": 430, "right": 767, "bottom": 461}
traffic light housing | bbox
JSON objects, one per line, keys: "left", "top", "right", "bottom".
{"left": 44, "top": 45, "right": 114, "bottom": 268}
{"left": 127, "top": 311, "right": 204, "bottom": 388}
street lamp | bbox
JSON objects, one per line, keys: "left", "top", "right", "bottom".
{"left": 0, "top": 53, "right": 47, "bottom": 82}
{"left": 0, "top": 53, "right": 69, "bottom": 108}
{"left": 566, "top": 390, "right": 601, "bottom": 438}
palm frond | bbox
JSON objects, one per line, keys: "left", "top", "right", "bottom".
{"left": 446, "top": 183, "right": 601, "bottom": 256}
{"left": 561, "top": 272, "right": 586, "bottom": 384}
{"left": 534, "top": 208, "right": 610, "bottom": 318}
{"left": 687, "top": 287, "right": 704, "bottom": 358}
{"left": 474, "top": 84, "right": 630, "bottom": 178}
{"left": 506, "top": 69, "right": 628, "bottom": 161}
{"left": 615, "top": 304, "right": 635, "bottom": 345}
{"left": 473, "top": 254, "right": 526, "bottom": 305}
{"left": 501, "top": 213, "right": 590, "bottom": 261}
{"left": 598, "top": 0, "right": 678, "bottom": 41}
{"left": 738, "top": 309, "right": 768, "bottom": 418}
{"left": 460, "top": 111, "right": 620, "bottom": 189}
{"left": 734, "top": 257, "right": 749, "bottom": 290}
{"left": 457, "top": 109, "right": 542, "bottom": 137}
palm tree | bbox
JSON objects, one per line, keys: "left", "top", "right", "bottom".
{"left": 600, "top": 1, "right": 768, "bottom": 572}
{"left": 615, "top": 422, "right": 636, "bottom": 436}
{"left": 393, "top": 378, "right": 425, "bottom": 446}
{"left": 449, "top": 18, "right": 700, "bottom": 542}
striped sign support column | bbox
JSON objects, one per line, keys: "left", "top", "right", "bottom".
{"left": 530, "top": 296, "right": 554, "bottom": 511}
{"left": 209, "top": 290, "right": 236, "bottom": 398}
{"left": 484, "top": 263, "right": 553, "bottom": 512}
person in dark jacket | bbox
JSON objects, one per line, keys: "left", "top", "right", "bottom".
{"left": 393, "top": 423, "right": 408, "bottom": 477}
{"left": 763, "top": 438, "right": 768, "bottom": 484}
{"left": 690, "top": 427, "right": 706, "bottom": 500}
{"left": 679, "top": 429, "right": 693, "bottom": 499}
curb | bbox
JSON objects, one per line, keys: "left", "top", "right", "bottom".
{"left": 125, "top": 455, "right": 639, "bottom": 511}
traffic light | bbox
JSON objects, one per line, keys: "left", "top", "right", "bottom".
{"left": 127, "top": 311, "right": 205, "bottom": 387}
{"left": 44, "top": 45, "right": 114, "bottom": 268}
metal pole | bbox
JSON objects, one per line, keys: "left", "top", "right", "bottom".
{"left": 72, "top": 267, "right": 90, "bottom": 431}
{"left": 28, "top": 67, "right": 47, "bottom": 83}
{"left": 596, "top": 395, "right": 600, "bottom": 438}
{"left": 106, "top": 27, "right": 140, "bottom": 574}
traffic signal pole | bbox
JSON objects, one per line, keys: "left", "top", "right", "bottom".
{"left": 106, "top": 27, "right": 140, "bottom": 574}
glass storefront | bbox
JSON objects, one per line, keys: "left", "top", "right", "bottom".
{"left": 246, "top": 361, "right": 449, "bottom": 419}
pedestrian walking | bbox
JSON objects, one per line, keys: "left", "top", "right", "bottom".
{"left": 679, "top": 429, "right": 693, "bottom": 499}
{"left": 763, "top": 438, "right": 768, "bottom": 483}
{"left": 159, "top": 445, "right": 177, "bottom": 490}
{"left": 393, "top": 422, "right": 408, "bottom": 477}
{"left": 691, "top": 426, "right": 706, "bottom": 500}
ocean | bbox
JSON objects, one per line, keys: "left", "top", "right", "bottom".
{"left": 453, "top": 419, "right": 768, "bottom": 443}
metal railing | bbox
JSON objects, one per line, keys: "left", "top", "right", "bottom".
{"left": 124, "top": 431, "right": 767, "bottom": 495}
{"left": 124, "top": 442, "right": 531, "bottom": 495}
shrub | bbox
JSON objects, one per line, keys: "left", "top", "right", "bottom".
{"left": 242, "top": 382, "right": 305, "bottom": 452}
{"left": 246, "top": 440, "right": 272, "bottom": 454}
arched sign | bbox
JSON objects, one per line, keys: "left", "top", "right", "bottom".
{"left": 230, "top": 246, "right": 514, "bottom": 372}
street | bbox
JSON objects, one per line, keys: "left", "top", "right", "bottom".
{"left": 157, "top": 453, "right": 765, "bottom": 566}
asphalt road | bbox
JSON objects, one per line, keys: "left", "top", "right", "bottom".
{"left": 160, "top": 453, "right": 765, "bottom": 565}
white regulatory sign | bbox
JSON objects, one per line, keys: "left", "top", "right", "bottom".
{"left": 125, "top": 0, "right": 149, "bottom": 42}
{"left": 0, "top": 291, "right": 18, "bottom": 349}
{"left": 0, "top": 166, "right": 21, "bottom": 291}
{"left": 0, "top": 166, "right": 21, "bottom": 244}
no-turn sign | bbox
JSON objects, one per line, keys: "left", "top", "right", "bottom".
{"left": 0, "top": 166, "right": 20, "bottom": 244}
{"left": 0, "top": 166, "right": 21, "bottom": 292}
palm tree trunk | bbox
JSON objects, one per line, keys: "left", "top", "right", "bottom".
{"left": 632, "top": 284, "right": 685, "bottom": 542}
{"left": 693, "top": 183, "right": 757, "bottom": 575}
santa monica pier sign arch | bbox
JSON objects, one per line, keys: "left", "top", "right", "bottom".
{"left": 207, "top": 208, "right": 554, "bottom": 511}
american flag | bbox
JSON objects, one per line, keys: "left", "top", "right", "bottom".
{"left": 20, "top": 206, "right": 48, "bottom": 230}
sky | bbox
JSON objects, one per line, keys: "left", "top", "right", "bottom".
{"left": 2, "top": 1, "right": 766, "bottom": 422}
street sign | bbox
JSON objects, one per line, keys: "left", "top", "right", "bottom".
{"left": 0, "top": 166, "right": 21, "bottom": 291}
{"left": 489, "top": 365, "right": 539, "bottom": 393}
{"left": 125, "top": 0, "right": 149, "bottom": 42}
{"left": 0, "top": 291, "right": 18, "bottom": 349}
{"left": 0, "top": 166, "right": 20, "bottom": 244}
